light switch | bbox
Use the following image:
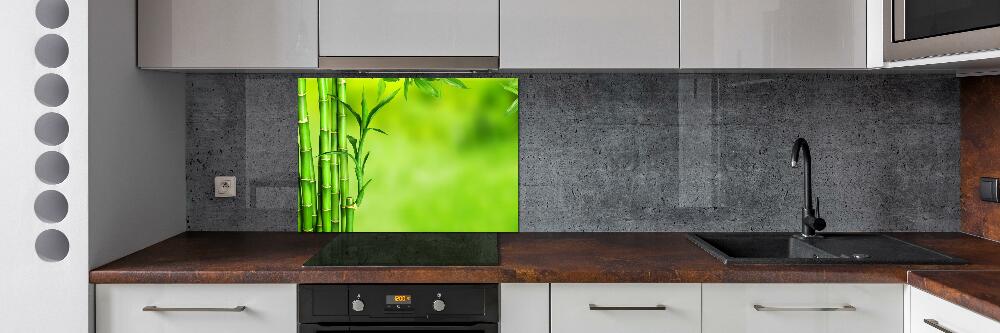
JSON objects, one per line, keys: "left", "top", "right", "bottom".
{"left": 215, "top": 176, "right": 236, "bottom": 198}
{"left": 980, "top": 177, "right": 998, "bottom": 203}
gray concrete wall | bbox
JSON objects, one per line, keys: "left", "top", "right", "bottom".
{"left": 186, "top": 73, "right": 960, "bottom": 232}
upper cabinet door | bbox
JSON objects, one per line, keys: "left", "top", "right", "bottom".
{"left": 319, "top": 0, "right": 500, "bottom": 57}
{"left": 501, "top": 0, "right": 680, "bottom": 69}
{"left": 681, "top": 0, "right": 869, "bottom": 69}
{"left": 138, "top": 0, "right": 318, "bottom": 69}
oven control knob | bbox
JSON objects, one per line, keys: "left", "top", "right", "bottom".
{"left": 351, "top": 299, "right": 365, "bottom": 312}
{"left": 432, "top": 299, "right": 446, "bottom": 312}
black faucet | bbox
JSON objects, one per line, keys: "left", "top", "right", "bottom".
{"left": 791, "top": 138, "right": 826, "bottom": 237}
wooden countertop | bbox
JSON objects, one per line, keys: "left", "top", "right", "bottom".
{"left": 91, "top": 232, "right": 1000, "bottom": 284}
{"left": 908, "top": 270, "right": 1000, "bottom": 322}
{"left": 90, "top": 232, "right": 1000, "bottom": 321}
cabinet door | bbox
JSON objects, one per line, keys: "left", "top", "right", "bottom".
{"left": 702, "top": 283, "right": 903, "bottom": 333}
{"left": 319, "top": 0, "right": 499, "bottom": 57}
{"left": 501, "top": 0, "right": 680, "bottom": 69}
{"left": 680, "top": 0, "right": 868, "bottom": 68}
{"left": 96, "top": 284, "right": 297, "bottom": 333}
{"left": 551, "top": 283, "right": 700, "bottom": 333}
{"left": 500, "top": 284, "right": 548, "bottom": 333}
{"left": 138, "top": 0, "right": 318, "bottom": 69}
{"left": 910, "top": 287, "right": 1000, "bottom": 333}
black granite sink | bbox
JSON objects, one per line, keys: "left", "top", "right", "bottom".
{"left": 687, "top": 233, "right": 966, "bottom": 265}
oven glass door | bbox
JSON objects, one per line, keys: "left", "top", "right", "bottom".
{"left": 300, "top": 324, "right": 498, "bottom": 333}
{"left": 899, "top": 0, "right": 1000, "bottom": 41}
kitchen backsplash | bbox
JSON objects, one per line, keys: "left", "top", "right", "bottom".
{"left": 187, "top": 73, "right": 960, "bottom": 232}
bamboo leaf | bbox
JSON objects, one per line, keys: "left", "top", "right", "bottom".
{"left": 360, "top": 88, "right": 368, "bottom": 122}
{"left": 413, "top": 78, "right": 439, "bottom": 97}
{"left": 502, "top": 81, "right": 518, "bottom": 95}
{"left": 403, "top": 78, "right": 411, "bottom": 100}
{"left": 365, "top": 88, "right": 400, "bottom": 127}
{"left": 336, "top": 100, "right": 363, "bottom": 127}
{"left": 369, "top": 128, "right": 388, "bottom": 135}
{"left": 361, "top": 152, "right": 370, "bottom": 172}
{"left": 377, "top": 79, "right": 386, "bottom": 100}
{"left": 357, "top": 179, "right": 373, "bottom": 205}
{"left": 442, "top": 78, "right": 468, "bottom": 89}
{"left": 347, "top": 135, "right": 358, "bottom": 155}
{"left": 382, "top": 78, "right": 399, "bottom": 82}
{"left": 318, "top": 151, "right": 349, "bottom": 156}
{"left": 505, "top": 98, "right": 519, "bottom": 115}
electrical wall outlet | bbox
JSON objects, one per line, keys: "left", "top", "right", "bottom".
{"left": 981, "top": 177, "right": 999, "bottom": 202}
{"left": 215, "top": 176, "right": 236, "bottom": 198}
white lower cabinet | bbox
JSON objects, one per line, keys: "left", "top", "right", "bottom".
{"left": 910, "top": 287, "right": 1000, "bottom": 333}
{"left": 550, "top": 283, "right": 701, "bottom": 333}
{"left": 500, "top": 283, "right": 549, "bottom": 333}
{"left": 702, "top": 283, "right": 904, "bottom": 333}
{"left": 96, "top": 284, "right": 297, "bottom": 333}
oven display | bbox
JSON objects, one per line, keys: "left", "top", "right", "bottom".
{"left": 386, "top": 295, "right": 412, "bottom": 304}
{"left": 385, "top": 295, "right": 414, "bottom": 311}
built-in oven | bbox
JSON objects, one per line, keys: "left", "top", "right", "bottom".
{"left": 884, "top": 0, "right": 1000, "bottom": 61}
{"left": 298, "top": 284, "right": 498, "bottom": 333}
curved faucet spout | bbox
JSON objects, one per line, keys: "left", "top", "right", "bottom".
{"left": 791, "top": 138, "right": 824, "bottom": 237}
{"left": 791, "top": 138, "right": 813, "bottom": 211}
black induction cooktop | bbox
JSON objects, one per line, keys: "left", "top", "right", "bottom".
{"left": 303, "top": 233, "right": 500, "bottom": 267}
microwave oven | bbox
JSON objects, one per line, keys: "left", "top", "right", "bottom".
{"left": 884, "top": 0, "right": 1000, "bottom": 62}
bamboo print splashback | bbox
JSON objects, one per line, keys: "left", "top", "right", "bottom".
{"left": 296, "top": 78, "right": 519, "bottom": 232}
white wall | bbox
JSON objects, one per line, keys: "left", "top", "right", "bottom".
{"left": 88, "top": 0, "right": 186, "bottom": 269}
{"left": 0, "top": 0, "right": 184, "bottom": 331}
{"left": 0, "top": 0, "right": 89, "bottom": 330}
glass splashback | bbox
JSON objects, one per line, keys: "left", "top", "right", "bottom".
{"left": 295, "top": 78, "right": 519, "bottom": 232}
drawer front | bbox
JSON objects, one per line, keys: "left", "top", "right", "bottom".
{"left": 703, "top": 283, "right": 903, "bottom": 333}
{"left": 96, "top": 284, "right": 296, "bottom": 333}
{"left": 910, "top": 287, "right": 1000, "bottom": 333}
{"left": 551, "top": 283, "right": 700, "bottom": 333}
{"left": 319, "top": 0, "right": 499, "bottom": 57}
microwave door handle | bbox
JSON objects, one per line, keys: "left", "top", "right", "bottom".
{"left": 893, "top": 0, "right": 906, "bottom": 41}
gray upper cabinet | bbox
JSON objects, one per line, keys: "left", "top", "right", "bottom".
{"left": 137, "top": 0, "right": 318, "bottom": 69}
{"left": 680, "top": 0, "right": 869, "bottom": 69}
{"left": 319, "top": 0, "right": 500, "bottom": 57}
{"left": 501, "top": 0, "right": 680, "bottom": 69}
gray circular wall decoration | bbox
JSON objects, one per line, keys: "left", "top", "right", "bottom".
{"left": 35, "top": 112, "right": 69, "bottom": 146}
{"left": 34, "top": 190, "right": 68, "bottom": 223}
{"left": 35, "top": 0, "right": 69, "bottom": 29}
{"left": 35, "top": 229, "right": 69, "bottom": 262}
{"left": 35, "top": 34, "right": 68, "bottom": 68}
{"left": 35, "top": 151, "right": 69, "bottom": 184}
{"left": 34, "top": 73, "right": 69, "bottom": 107}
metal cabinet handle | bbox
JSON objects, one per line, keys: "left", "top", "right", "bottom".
{"left": 753, "top": 304, "right": 856, "bottom": 312}
{"left": 589, "top": 304, "right": 667, "bottom": 311}
{"left": 923, "top": 319, "right": 955, "bottom": 333}
{"left": 142, "top": 306, "right": 247, "bottom": 312}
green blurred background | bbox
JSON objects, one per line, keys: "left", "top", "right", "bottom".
{"left": 301, "top": 78, "right": 519, "bottom": 232}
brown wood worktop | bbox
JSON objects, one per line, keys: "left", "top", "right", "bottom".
{"left": 91, "top": 232, "right": 1000, "bottom": 285}
{"left": 908, "top": 270, "right": 1000, "bottom": 322}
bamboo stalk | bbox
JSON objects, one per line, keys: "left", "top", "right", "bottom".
{"left": 297, "top": 187, "right": 303, "bottom": 232}
{"left": 328, "top": 78, "right": 342, "bottom": 232}
{"left": 317, "top": 78, "right": 334, "bottom": 232}
{"left": 336, "top": 78, "right": 350, "bottom": 232}
{"left": 344, "top": 197, "right": 356, "bottom": 232}
{"left": 296, "top": 78, "right": 318, "bottom": 232}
